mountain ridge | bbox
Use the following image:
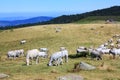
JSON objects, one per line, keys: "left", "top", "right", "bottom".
{"left": 0, "top": 16, "right": 53, "bottom": 27}
{"left": 44, "top": 6, "right": 120, "bottom": 24}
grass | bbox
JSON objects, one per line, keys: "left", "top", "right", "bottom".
{"left": 75, "top": 16, "right": 120, "bottom": 24}
{"left": 0, "top": 23, "right": 120, "bottom": 80}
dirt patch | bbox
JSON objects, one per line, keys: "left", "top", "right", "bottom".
{"left": 98, "top": 62, "right": 114, "bottom": 72}
{"left": 51, "top": 69, "right": 59, "bottom": 74}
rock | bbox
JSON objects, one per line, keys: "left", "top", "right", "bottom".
{"left": 0, "top": 73, "right": 9, "bottom": 79}
{"left": 57, "top": 74, "right": 84, "bottom": 80}
{"left": 79, "top": 62, "right": 96, "bottom": 70}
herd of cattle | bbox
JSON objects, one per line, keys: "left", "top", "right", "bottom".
{"left": 6, "top": 34, "right": 120, "bottom": 66}
{"left": 7, "top": 47, "right": 68, "bottom": 66}
{"left": 77, "top": 34, "right": 120, "bottom": 60}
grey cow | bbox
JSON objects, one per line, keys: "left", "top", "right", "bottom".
{"left": 48, "top": 49, "right": 68, "bottom": 66}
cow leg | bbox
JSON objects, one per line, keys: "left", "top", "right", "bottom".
{"left": 91, "top": 54, "right": 95, "bottom": 60}
{"left": 48, "top": 60, "right": 53, "bottom": 66}
{"left": 48, "top": 57, "right": 53, "bottom": 66}
{"left": 59, "top": 58, "right": 63, "bottom": 65}
{"left": 36, "top": 57, "right": 39, "bottom": 64}
{"left": 113, "top": 54, "right": 116, "bottom": 59}
{"left": 55, "top": 60, "right": 59, "bottom": 66}
{"left": 98, "top": 56, "right": 102, "bottom": 60}
{"left": 65, "top": 55, "right": 68, "bottom": 63}
{"left": 13, "top": 56, "right": 16, "bottom": 60}
{"left": 31, "top": 59, "right": 32, "bottom": 65}
{"left": 26, "top": 59, "right": 29, "bottom": 66}
{"left": 56, "top": 58, "right": 62, "bottom": 66}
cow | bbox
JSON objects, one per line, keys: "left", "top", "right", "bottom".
{"left": 48, "top": 49, "right": 68, "bottom": 66}
{"left": 90, "top": 49, "right": 102, "bottom": 60}
{"left": 109, "top": 48, "right": 120, "bottom": 59}
{"left": 20, "top": 40, "right": 26, "bottom": 44}
{"left": 26, "top": 49, "right": 40, "bottom": 66}
{"left": 7, "top": 49, "right": 24, "bottom": 59}
{"left": 76, "top": 46, "right": 88, "bottom": 57}
{"left": 26, "top": 49, "right": 48, "bottom": 66}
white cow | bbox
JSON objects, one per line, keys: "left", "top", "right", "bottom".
{"left": 26, "top": 49, "right": 48, "bottom": 66}
{"left": 108, "top": 38, "right": 113, "bottom": 44}
{"left": 112, "top": 34, "right": 120, "bottom": 38}
{"left": 98, "top": 44, "right": 107, "bottom": 49}
{"left": 48, "top": 49, "right": 68, "bottom": 66}
{"left": 55, "top": 27, "right": 61, "bottom": 33}
{"left": 100, "top": 49, "right": 110, "bottom": 54}
{"left": 26, "top": 49, "right": 40, "bottom": 66}
{"left": 116, "top": 44, "right": 120, "bottom": 49}
{"left": 116, "top": 39, "right": 120, "bottom": 44}
{"left": 38, "top": 51, "right": 48, "bottom": 58}
{"left": 40, "top": 48, "right": 48, "bottom": 52}
{"left": 20, "top": 40, "right": 26, "bottom": 44}
{"left": 109, "top": 48, "right": 120, "bottom": 59}
{"left": 16, "top": 49, "right": 24, "bottom": 56}
{"left": 7, "top": 49, "right": 24, "bottom": 59}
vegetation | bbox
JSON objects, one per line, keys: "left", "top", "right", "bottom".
{"left": 75, "top": 16, "right": 120, "bottom": 24}
{"left": 0, "top": 23, "right": 120, "bottom": 80}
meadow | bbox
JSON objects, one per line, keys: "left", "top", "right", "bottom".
{"left": 0, "top": 23, "right": 120, "bottom": 80}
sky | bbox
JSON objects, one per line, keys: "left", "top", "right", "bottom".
{"left": 0, "top": 0, "right": 119, "bottom": 18}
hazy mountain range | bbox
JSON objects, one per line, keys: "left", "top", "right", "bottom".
{"left": 0, "top": 16, "right": 53, "bottom": 27}
{"left": 0, "top": 16, "right": 32, "bottom": 21}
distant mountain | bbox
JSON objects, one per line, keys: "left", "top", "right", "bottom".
{"left": 0, "top": 16, "right": 53, "bottom": 27}
{"left": 43, "top": 6, "right": 120, "bottom": 24}
{"left": 0, "top": 16, "right": 30, "bottom": 21}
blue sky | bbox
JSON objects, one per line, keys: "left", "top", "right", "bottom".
{"left": 0, "top": 0, "right": 119, "bottom": 18}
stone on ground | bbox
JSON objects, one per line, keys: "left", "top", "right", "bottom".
{"left": 57, "top": 74, "right": 84, "bottom": 80}
{"left": 79, "top": 62, "right": 96, "bottom": 70}
{"left": 0, "top": 73, "right": 9, "bottom": 79}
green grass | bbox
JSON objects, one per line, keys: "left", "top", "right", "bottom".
{"left": 0, "top": 23, "right": 120, "bottom": 80}
{"left": 75, "top": 16, "right": 120, "bottom": 24}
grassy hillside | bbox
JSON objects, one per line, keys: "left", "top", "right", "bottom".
{"left": 75, "top": 16, "right": 120, "bottom": 24}
{"left": 0, "top": 23, "right": 120, "bottom": 80}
